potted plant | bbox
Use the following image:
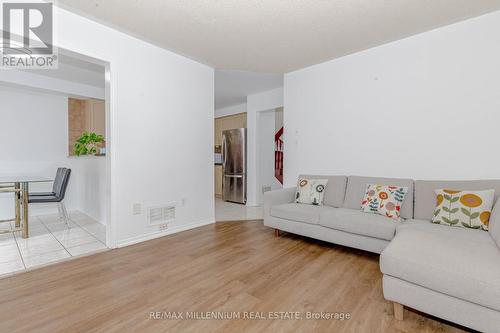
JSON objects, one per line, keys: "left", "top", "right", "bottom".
{"left": 74, "top": 132, "right": 105, "bottom": 156}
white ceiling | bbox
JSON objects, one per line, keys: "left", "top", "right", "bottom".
{"left": 21, "top": 53, "right": 105, "bottom": 88}
{"left": 57, "top": 0, "right": 500, "bottom": 73}
{"left": 215, "top": 70, "right": 283, "bottom": 109}
{"left": 0, "top": 53, "right": 105, "bottom": 99}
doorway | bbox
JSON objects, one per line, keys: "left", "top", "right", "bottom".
{"left": 0, "top": 49, "right": 112, "bottom": 276}
{"left": 258, "top": 108, "right": 284, "bottom": 205}
{"left": 213, "top": 70, "right": 283, "bottom": 221}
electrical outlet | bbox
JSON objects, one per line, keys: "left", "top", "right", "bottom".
{"left": 132, "top": 203, "right": 142, "bottom": 215}
{"left": 159, "top": 223, "right": 168, "bottom": 231}
{"left": 262, "top": 186, "right": 272, "bottom": 194}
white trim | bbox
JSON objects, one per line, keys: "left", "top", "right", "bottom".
{"left": 116, "top": 219, "right": 215, "bottom": 248}
{"left": 246, "top": 87, "right": 284, "bottom": 206}
{"left": 105, "top": 60, "right": 116, "bottom": 249}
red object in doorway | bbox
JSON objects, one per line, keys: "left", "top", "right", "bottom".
{"left": 275, "top": 127, "right": 284, "bottom": 184}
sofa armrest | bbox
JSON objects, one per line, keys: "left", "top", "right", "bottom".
{"left": 489, "top": 198, "right": 500, "bottom": 249}
{"left": 263, "top": 187, "right": 296, "bottom": 219}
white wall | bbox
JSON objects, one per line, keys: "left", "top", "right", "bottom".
{"left": 70, "top": 156, "right": 107, "bottom": 224}
{"left": 0, "top": 88, "right": 106, "bottom": 223}
{"left": 0, "top": 88, "right": 76, "bottom": 218}
{"left": 52, "top": 6, "right": 214, "bottom": 246}
{"left": 284, "top": 11, "right": 500, "bottom": 187}
{"left": 247, "top": 87, "right": 283, "bottom": 206}
{"left": 275, "top": 107, "right": 284, "bottom": 133}
{"left": 215, "top": 103, "right": 246, "bottom": 118}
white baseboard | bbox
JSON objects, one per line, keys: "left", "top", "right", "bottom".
{"left": 116, "top": 218, "right": 215, "bottom": 248}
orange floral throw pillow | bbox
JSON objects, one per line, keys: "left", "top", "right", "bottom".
{"left": 361, "top": 184, "right": 408, "bottom": 221}
{"left": 431, "top": 189, "right": 495, "bottom": 231}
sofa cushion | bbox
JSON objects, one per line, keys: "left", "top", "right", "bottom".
{"left": 489, "top": 198, "right": 500, "bottom": 249}
{"left": 397, "top": 219, "right": 494, "bottom": 243}
{"left": 414, "top": 179, "right": 500, "bottom": 221}
{"left": 270, "top": 203, "right": 334, "bottom": 225}
{"left": 343, "top": 176, "right": 414, "bottom": 219}
{"left": 319, "top": 208, "right": 398, "bottom": 241}
{"left": 381, "top": 221, "right": 500, "bottom": 312}
{"left": 299, "top": 175, "right": 347, "bottom": 208}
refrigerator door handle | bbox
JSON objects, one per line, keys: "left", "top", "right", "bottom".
{"left": 222, "top": 134, "right": 227, "bottom": 170}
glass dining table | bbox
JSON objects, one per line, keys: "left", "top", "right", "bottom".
{"left": 0, "top": 175, "right": 52, "bottom": 238}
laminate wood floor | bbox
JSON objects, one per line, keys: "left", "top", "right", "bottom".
{"left": 0, "top": 221, "right": 469, "bottom": 333}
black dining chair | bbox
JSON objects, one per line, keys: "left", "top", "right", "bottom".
{"left": 30, "top": 167, "right": 66, "bottom": 197}
{"left": 29, "top": 168, "right": 72, "bottom": 225}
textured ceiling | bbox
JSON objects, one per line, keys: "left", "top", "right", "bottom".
{"left": 57, "top": 0, "right": 500, "bottom": 73}
{"left": 215, "top": 70, "right": 283, "bottom": 109}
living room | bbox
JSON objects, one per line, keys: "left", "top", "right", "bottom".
{"left": 1, "top": 1, "right": 499, "bottom": 332}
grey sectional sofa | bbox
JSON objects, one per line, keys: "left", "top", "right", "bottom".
{"left": 264, "top": 175, "right": 500, "bottom": 333}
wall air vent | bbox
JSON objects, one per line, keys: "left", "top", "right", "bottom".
{"left": 262, "top": 186, "right": 272, "bottom": 194}
{"left": 148, "top": 205, "right": 176, "bottom": 225}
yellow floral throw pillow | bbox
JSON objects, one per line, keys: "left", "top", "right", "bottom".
{"left": 295, "top": 178, "right": 328, "bottom": 206}
{"left": 431, "top": 189, "right": 495, "bottom": 230}
{"left": 361, "top": 184, "right": 408, "bottom": 221}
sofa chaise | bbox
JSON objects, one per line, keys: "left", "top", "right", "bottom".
{"left": 264, "top": 175, "right": 500, "bottom": 333}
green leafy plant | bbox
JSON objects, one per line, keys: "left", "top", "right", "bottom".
{"left": 74, "top": 132, "right": 104, "bottom": 156}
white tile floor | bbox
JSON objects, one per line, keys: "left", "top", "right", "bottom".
{"left": 0, "top": 211, "right": 107, "bottom": 277}
{"left": 215, "top": 198, "right": 263, "bottom": 221}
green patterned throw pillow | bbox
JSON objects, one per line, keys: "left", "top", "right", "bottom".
{"left": 431, "top": 189, "right": 495, "bottom": 231}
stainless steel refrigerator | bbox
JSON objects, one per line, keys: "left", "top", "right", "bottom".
{"left": 222, "top": 128, "right": 247, "bottom": 204}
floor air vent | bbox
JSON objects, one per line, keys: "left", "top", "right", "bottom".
{"left": 148, "top": 205, "right": 176, "bottom": 225}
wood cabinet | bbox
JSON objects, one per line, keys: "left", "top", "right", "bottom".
{"left": 214, "top": 165, "right": 223, "bottom": 198}
{"left": 214, "top": 112, "right": 246, "bottom": 145}
{"left": 68, "top": 98, "right": 106, "bottom": 156}
{"left": 85, "top": 99, "right": 106, "bottom": 138}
